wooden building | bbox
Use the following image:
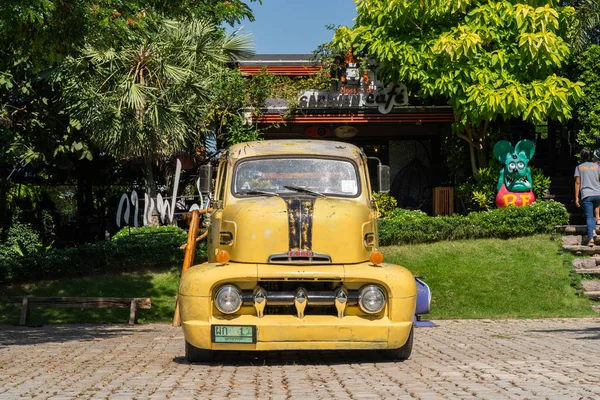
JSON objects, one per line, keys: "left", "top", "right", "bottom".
{"left": 238, "top": 54, "right": 456, "bottom": 213}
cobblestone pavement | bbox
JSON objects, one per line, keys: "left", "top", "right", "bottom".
{"left": 1, "top": 318, "right": 599, "bottom": 399}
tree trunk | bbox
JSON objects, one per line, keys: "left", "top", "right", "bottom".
{"left": 469, "top": 143, "right": 479, "bottom": 179}
{"left": 463, "top": 122, "right": 490, "bottom": 180}
{"left": 0, "top": 181, "right": 10, "bottom": 241}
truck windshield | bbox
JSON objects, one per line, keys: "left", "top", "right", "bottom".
{"left": 234, "top": 158, "right": 360, "bottom": 197}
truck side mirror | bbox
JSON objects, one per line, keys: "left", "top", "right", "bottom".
{"left": 378, "top": 165, "right": 390, "bottom": 194}
{"left": 199, "top": 164, "right": 213, "bottom": 194}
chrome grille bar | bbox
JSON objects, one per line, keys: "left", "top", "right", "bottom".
{"left": 242, "top": 290, "right": 358, "bottom": 307}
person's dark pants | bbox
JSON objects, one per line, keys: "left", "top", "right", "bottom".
{"left": 582, "top": 196, "right": 600, "bottom": 238}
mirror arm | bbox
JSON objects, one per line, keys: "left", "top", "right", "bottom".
{"left": 367, "top": 156, "right": 382, "bottom": 166}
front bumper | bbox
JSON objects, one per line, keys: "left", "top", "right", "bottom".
{"left": 179, "top": 261, "right": 417, "bottom": 351}
{"left": 180, "top": 292, "right": 416, "bottom": 351}
{"left": 182, "top": 313, "right": 414, "bottom": 351}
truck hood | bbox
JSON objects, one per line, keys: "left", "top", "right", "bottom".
{"left": 220, "top": 196, "right": 376, "bottom": 264}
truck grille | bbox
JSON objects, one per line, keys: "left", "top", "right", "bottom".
{"left": 240, "top": 280, "right": 359, "bottom": 319}
{"left": 264, "top": 305, "right": 338, "bottom": 316}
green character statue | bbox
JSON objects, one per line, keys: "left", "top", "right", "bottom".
{"left": 493, "top": 140, "right": 536, "bottom": 208}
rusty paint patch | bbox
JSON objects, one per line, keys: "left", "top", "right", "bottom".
{"left": 284, "top": 198, "right": 315, "bottom": 251}
{"left": 301, "top": 200, "right": 314, "bottom": 250}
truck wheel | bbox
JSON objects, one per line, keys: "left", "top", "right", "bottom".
{"left": 381, "top": 325, "right": 413, "bottom": 361}
{"left": 185, "top": 341, "right": 213, "bottom": 363}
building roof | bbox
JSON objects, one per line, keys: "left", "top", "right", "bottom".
{"left": 238, "top": 54, "right": 315, "bottom": 66}
{"left": 238, "top": 54, "right": 322, "bottom": 76}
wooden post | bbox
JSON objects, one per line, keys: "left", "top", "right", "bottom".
{"left": 129, "top": 298, "right": 138, "bottom": 325}
{"left": 173, "top": 209, "right": 201, "bottom": 326}
{"left": 20, "top": 296, "right": 29, "bottom": 326}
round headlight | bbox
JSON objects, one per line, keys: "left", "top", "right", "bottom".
{"left": 214, "top": 285, "right": 243, "bottom": 314}
{"left": 358, "top": 285, "right": 386, "bottom": 314}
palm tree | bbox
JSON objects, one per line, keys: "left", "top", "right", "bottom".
{"left": 59, "top": 18, "right": 254, "bottom": 199}
{"left": 569, "top": 0, "right": 600, "bottom": 53}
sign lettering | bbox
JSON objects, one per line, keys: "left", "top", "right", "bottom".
{"left": 116, "top": 159, "right": 207, "bottom": 227}
{"left": 298, "top": 83, "right": 408, "bottom": 114}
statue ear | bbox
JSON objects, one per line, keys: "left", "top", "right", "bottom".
{"left": 493, "top": 141, "right": 514, "bottom": 163}
{"left": 515, "top": 140, "right": 535, "bottom": 160}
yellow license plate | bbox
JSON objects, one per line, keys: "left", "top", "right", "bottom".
{"left": 211, "top": 325, "right": 256, "bottom": 343}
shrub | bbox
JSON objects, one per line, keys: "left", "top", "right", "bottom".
{"left": 0, "top": 226, "right": 208, "bottom": 284}
{"left": 372, "top": 192, "right": 398, "bottom": 218}
{"left": 455, "top": 166, "right": 499, "bottom": 212}
{"left": 378, "top": 200, "right": 568, "bottom": 245}
{"left": 4, "top": 220, "right": 43, "bottom": 257}
{"left": 112, "top": 225, "right": 185, "bottom": 240}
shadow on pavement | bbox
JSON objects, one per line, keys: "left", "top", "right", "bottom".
{"left": 0, "top": 324, "right": 155, "bottom": 347}
{"left": 173, "top": 349, "right": 409, "bottom": 367}
{"left": 527, "top": 326, "right": 600, "bottom": 340}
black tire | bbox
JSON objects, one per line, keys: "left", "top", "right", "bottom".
{"left": 381, "top": 325, "right": 413, "bottom": 361}
{"left": 185, "top": 340, "right": 213, "bottom": 363}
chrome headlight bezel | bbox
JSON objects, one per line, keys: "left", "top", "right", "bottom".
{"left": 358, "top": 284, "right": 386, "bottom": 314}
{"left": 214, "top": 284, "right": 243, "bottom": 314}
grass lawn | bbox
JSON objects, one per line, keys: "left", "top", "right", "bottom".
{"left": 384, "top": 234, "right": 597, "bottom": 319}
{"left": 0, "top": 234, "right": 597, "bottom": 324}
{"left": 0, "top": 269, "right": 181, "bottom": 325}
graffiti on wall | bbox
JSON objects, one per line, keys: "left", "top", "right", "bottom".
{"left": 116, "top": 159, "right": 207, "bottom": 227}
{"left": 493, "top": 140, "right": 536, "bottom": 208}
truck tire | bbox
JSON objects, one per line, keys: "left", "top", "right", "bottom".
{"left": 381, "top": 325, "right": 413, "bottom": 361}
{"left": 185, "top": 341, "right": 213, "bottom": 363}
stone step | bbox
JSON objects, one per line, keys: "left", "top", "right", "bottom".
{"left": 571, "top": 258, "right": 600, "bottom": 275}
{"left": 561, "top": 235, "right": 600, "bottom": 256}
{"left": 581, "top": 280, "right": 600, "bottom": 300}
{"left": 572, "top": 257, "right": 600, "bottom": 268}
{"left": 562, "top": 246, "right": 600, "bottom": 256}
{"left": 574, "top": 269, "right": 600, "bottom": 275}
{"left": 561, "top": 235, "right": 600, "bottom": 254}
{"left": 557, "top": 226, "right": 599, "bottom": 236}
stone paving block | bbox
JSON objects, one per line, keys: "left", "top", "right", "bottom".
{"left": 2, "top": 319, "right": 600, "bottom": 399}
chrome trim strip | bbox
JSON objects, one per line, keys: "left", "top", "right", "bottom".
{"left": 267, "top": 252, "right": 332, "bottom": 263}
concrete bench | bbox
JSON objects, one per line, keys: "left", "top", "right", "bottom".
{"left": 9, "top": 297, "right": 151, "bottom": 326}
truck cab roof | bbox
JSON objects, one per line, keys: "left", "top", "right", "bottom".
{"left": 225, "top": 140, "right": 365, "bottom": 163}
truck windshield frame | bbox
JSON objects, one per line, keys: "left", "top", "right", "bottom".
{"left": 231, "top": 156, "right": 362, "bottom": 198}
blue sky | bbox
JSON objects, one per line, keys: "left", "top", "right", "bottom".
{"left": 229, "top": 0, "right": 357, "bottom": 54}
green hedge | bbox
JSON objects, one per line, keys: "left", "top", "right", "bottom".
{"left": 0, "top": 226, "right": 207, "bottom": 284}
{"left": 1, "top": 202, "right": 570, "bottom": 282}
{"left": 378, "top": 200, "right": 569, "bottom": 245}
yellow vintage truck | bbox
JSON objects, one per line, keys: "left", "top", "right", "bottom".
{"left": 178, "top": 140, "right": 429, "bottom": 362}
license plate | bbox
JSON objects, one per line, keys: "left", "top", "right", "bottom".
{"left": 211, "top": 325, "right": 256, "bottom": 344}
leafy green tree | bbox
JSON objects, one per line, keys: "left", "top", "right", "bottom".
{"left": 573, "top": 45, "right": 600, "bottom": 148}
{"left": 58, "top": 19, "right": 254, "bottom": 198}
{"left": 0, "top": 0, "right": 260, "bottom": 166}
{"left": 334, "top": 0, "right": 584, "bottom": 177}
{"left": 0, "top": 0, "right": 260, "bottom": 233}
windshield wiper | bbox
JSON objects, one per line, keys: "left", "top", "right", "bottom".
{"left": 239, "top": 190, "right": 280, "bottom": 197}
{"left": 284, "top": 185, "right": 326, "bottom": 198}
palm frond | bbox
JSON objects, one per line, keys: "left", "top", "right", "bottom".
{"left": 60, "top": 16, "right": 242, "bottom": 160}
{"left": 569, "top": 0, "right": 600, "bottom": 53}
{"left": 222, "top": 29, "right": 256, "bottom": 61}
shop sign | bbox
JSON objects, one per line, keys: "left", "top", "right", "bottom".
{"left": 115, "top": 159, "right": 207, "bottom": 227}
{"left": 298, "top": 83, "right": 408, "bottom": 114}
